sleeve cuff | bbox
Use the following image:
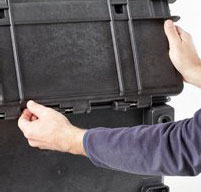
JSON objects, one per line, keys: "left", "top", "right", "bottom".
{"left": 83, "top": 129, "right": 91, "bottom": 157}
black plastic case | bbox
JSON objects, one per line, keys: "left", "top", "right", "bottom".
{"left": 0, "top": 105, "right": 174, "bottom": 192}
{"left": 0, "top": 0, "right": 183, "bottom": 119}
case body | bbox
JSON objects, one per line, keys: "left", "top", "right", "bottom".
{"left": 0, "top": 105, "right": 173, "bottom": 192}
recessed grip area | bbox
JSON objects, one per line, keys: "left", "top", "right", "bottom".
{"left": 0, "top": 9, "right": 5, "bottom": 19}
{"left": 114, "top": 4, "right": 124, "bottom": 14}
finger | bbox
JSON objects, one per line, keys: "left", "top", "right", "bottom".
{"left": 176, "top": 26, "right": 192, "bottom": 41}
{"left": 28, "top": 139, "right": 41, "bottom": 148}
{"left": 18, "top": 113, "right": 43, "bottom": 140}
{"left": 164, "top": 20, "right": 181, "bottom": 46}
{"left": 22, "top": 109, "right": 32, "bottom": 121}
{"left": 28, "top": 139, "right": 47, "bottom": 149}
{"left": 38, "top": 146, "right": 48, "bottom": 150}
{"left": 31, "top": 115, "right": 38, "bottom": 121}
{"left": 27, "top": 100, "right": 48, "bottom": 118}
{"left": 18, "top": 113, "right": 39, "bottom": 139}
{"left": 18, "top": 112, "right": 32, "bottom": 132}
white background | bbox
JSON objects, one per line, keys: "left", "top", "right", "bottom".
{"left": 165, "top": 0, "right": 201, "bottom": 191}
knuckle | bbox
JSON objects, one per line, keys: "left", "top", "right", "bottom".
{"left": 24, "top": 129, "right": 33, "bottom": 139}
{"left": 18, "top": 121, "right": 22, "bottom": 128}
{"left": 169, "top": 40, "right": 180, "bottom": 48}
{"left": 41, "top": 108, "right": 52, "bottom": 116}
{"left": 173, "top": 42, "right": 182, "bottom": 50}
{"left": 18, "top": 119, "right": 24, "bottom": 128}
{"left": 39, "top": 146, "right": 46, "bottom": 150}
{"left": 28, "top": 141, "right": 37, "bottom": 147}
{"left": 170, "top": 44, "right": 179, "bottom": 52}
{"left": 186, "top": 32, "right": 192, "bottom": 39}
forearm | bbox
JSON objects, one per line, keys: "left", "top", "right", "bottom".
{"left": 83, "top": 109, "right": 201, "bottom": 176}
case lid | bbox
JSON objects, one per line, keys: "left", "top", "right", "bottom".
{"left": 0, "top": 0, "right": 183, "bottom": 119}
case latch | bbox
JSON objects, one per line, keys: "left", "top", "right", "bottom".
{"left": 90, "top": 100, "right": 137, "bottom": 112}
{"left": 113, "top": 101, "right": 137, "bottom": 111}
{"left": 59, "top": 101, "right": 91, "bottom": 114}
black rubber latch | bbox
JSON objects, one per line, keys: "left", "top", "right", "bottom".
{"left": 0, "top": 0, "right": 8, "bottom": 9}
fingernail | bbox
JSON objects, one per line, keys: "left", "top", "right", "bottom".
{"left": 165, "top": 20, "right": 174, "bottom": 27}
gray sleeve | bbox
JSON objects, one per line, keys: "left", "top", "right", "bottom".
{"left": 83, "top": 109, "right": 201, "bottom": 176}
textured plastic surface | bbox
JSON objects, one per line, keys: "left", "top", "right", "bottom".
{"left": 0, "top": 0, "right": 183, "bottom": 119}
{"left": 0, "top": 106, "right": 173, "bottom": 192}
{"left": 143, "top": 104, "right": 174, "bottom": 125}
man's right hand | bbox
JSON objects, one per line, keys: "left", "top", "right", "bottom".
{"left": 164, "top": 20, "right": 201, "bottom": 88}
{"left": 18, "top": 100, "right": 87, "bottom": 155}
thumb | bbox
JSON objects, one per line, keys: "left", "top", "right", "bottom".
{"left": 164, "top": 20, "right": 181, "bottom": 47}
{"left": 27, "top": 100, "right": 47, "bottom": 117}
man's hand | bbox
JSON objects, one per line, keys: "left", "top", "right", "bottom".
{"left": 18, "top": 100, "right": 87, "bottom": 155}
{"left": 164, "top": 20, "right": 201, "bottom": 88}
